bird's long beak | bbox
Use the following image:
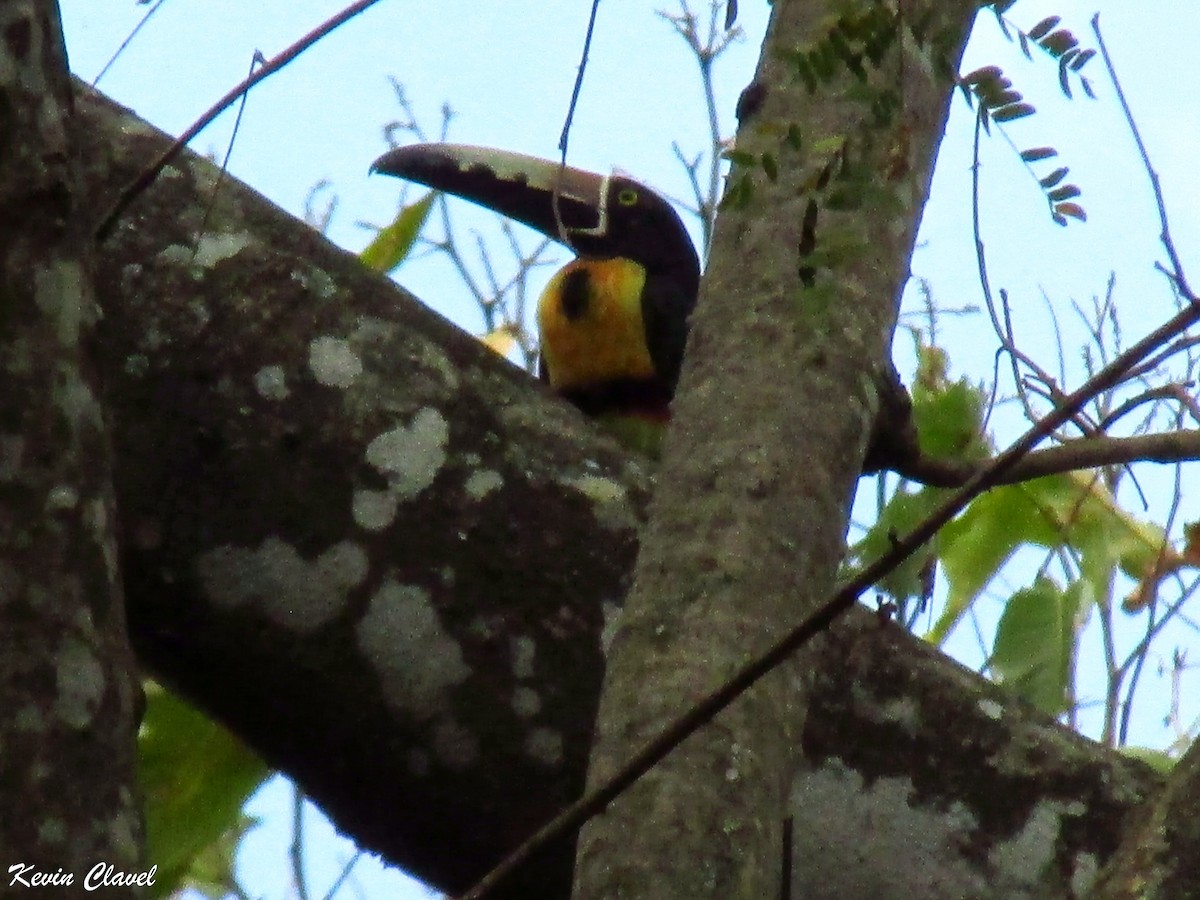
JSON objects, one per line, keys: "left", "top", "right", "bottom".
{"left": 371, "top": 143, "right": 613, "bottom": 248}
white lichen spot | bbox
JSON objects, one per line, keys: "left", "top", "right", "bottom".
{"left": 564, "top": 474, "right": 637, "bottom": 532}
{"left": 356, "top": 579, "right": 470, "bottom": 712}
{"left": 84, "top": 496, "right": 113, "bottom": 554}
{"left": 123, "top": 354, "right": 150, "bottom": 378}
{"left": 188, "top": 298, "right": 212, "bottom": 328}
{"left": 156, "top": 244, "right": 192, "bottom": 268}
{"left": 988, "top": 801, "right": 1066, "bottom": 890}
{"left": 511, "top": 686, "right": 541, "bottom": 719}
{"left": 364, "top": 408, "right": 449, "bottom": 501}
{"left": 55, "top": 637, "right": 105, "bottom": 729}
{"left": 55, "top": 369, "right": 104, "bottom": 437}
{"left": 1071, "top": 852, "right": 1099, "bottom": 896}
{"left": 44, "top": 485, "right": 78, "bottom": 512}
{"left": 70, "top": 601, "right": 97, "bottom": 640}
{"left": 38, "top": 819, "right": 68, "bottom": 845}
{"left": 254, "top": 365, "right": 290, "bottom": 400}
{"left": 464, "top": 469, "right": 503, "bottom": 500}
{"left": 510, "top": 636, "right": 536, "bottom": 680}
{"left": 33, "top": 259, "right": 90, "bottom": 346}
{"left": 192, "top": 232, "right": 253, "bottom": 268}
{"left": 525, "top": 727, "right": 563, "bottom": 766}
{"left": 600, "top": 600, "right": 623, "bottom": 654}
{"left": 141, "top": 324, "right": 167, "bottom": 350}
{"left": 566, "top": 474, "right": 626, "bottom": 505}
{"left": 878, "top": 695, "right": 919, "bottom": 733}
{"left": 308, "top": 336, "right": 362, "bottom": 388}
{"left": 106, "top": 807, "right": 141, "bottom": 864}
{"left": 291, "top": 266, "right": 337, "bottom": 300}
{"left": 195, "top": 538, "right": 369, "bottom": 631}
{"left": 433, "top": 717, "right": 479, "bottom": 770}
{"left": 352, "top": 489, "right": 399, "bottom": 531}
{"left": 977, "top": 698, "right": 1004, "bottom": 721}
{"left": 14, "top": 704, "right": 43, "bottom": 732}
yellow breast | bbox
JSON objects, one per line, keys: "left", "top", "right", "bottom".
{"left": 537, "top": 257, "right": 655, "bottom": 391}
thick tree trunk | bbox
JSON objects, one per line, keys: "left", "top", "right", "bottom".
{"left": 0, "top": 2, "right": 142, "bottom": 891}
{"left": 572, "top": 1, "right": 978, "bottom": 896}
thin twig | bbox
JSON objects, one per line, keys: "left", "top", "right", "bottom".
{"left": 558, "top": 0, "right": 603, "bottom": 158}
{"left": 1092, "top": 14, "right": 1194, "bottom": 303}
{"left": 190, "top": 50, "right": 264, "bottom": 263}
{"left": 290, "top": 785, "right": 309, "bottom": 900}
{"left": 320, "top": 851, "right": 363, "bottom": 900}
{"left": 93, "top": 0, "right": 387, "bottom": 242}
{"left": 91, "top": 0, "right": 169, "bottom": 87}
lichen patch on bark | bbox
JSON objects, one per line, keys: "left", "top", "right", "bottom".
{"left": 196, "top": 538, "right": 369, "bottom": 630}
{"left": 363, "top": 407, "right": 449, "bottom": 500}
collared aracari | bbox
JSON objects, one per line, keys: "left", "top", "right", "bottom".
{"left": 371, "top": 144, "right": 700, "bottom": 457}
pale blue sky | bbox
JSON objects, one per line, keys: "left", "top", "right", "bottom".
{"left": 59, "top": 1, "right": 1200, "bottom": 897}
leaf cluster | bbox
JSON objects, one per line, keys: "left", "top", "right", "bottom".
{"left": 960, "top": 9, "right": 1099, "bottom": 228}
{"left": 139, "top": 683, "right": 270, "bottom": 897}
{"left": 787, "top": 4, "right": 898, "bottom": 93}
{"left": 849, "top": 347, "right": 1191, "bottom": 724}
{"left": 992, "top": 12, "right": 1097, "bottom": 99}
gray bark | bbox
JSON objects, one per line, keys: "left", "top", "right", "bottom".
{"left": 573, "top": 1, "right": 979, "bottom": 896}
{"left": 1088, "top": 731, "right": 1200, "bottom": 899}
{"left": 0, "top": 2, "right": 142, "bottom": 892}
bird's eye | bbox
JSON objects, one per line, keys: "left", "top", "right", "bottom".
{"left": 618, "top": 188, "right": 638, "bottom": 206}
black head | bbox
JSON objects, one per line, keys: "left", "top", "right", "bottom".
{"left": 372, "top": 143, "right": 699, "bottom": 296}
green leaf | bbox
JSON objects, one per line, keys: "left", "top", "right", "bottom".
{"left": 850, "top": 485, "right": 949, "bottom": 603}
{"left": 1070, "top": 48, "right": 1096, "bottom": 71}
{"left": 1038, "top": 166, "right": 1069, "bottom": 189}
{"left": 140, "top": 683, "right": 271, "bottom": 898}
{"left": 794, "top": 53, "right": 818, "bottom": 92}
{"left": 911, "top": 369, "right": 988, "bottom": 460}
{"left": 1119, "top": 746, "right": 1176, "bottom": 775}
{"left": 718, "top": 171, "right": 755, "bottom": 211}
{"left": 980, "top": 87, "right": 1022, "bottom": 108}
{"left": 990, "top": 576, "right": 1079, "bottom": 716}
{"left": 785, "top": 123, "right": 804, "bottom": 151}
{"left": 1047, "top": 184, "right": 1082, "bottom": 202}
{"left": 760, "top": 152, "right": 778, "bottom": 182}
{"left": 1039, "top": 30, "right": 1079, "bottom": 57}
{"left": 991, "top": 102, "right": 1036, "bottom": 122}
{"left": 930, "top": 477, "right": 1070, "bottom": 642}
{"left": 931, "top": 472, "right": 1169, "bottom": 643}
{"left": 1053, "top": 201, "right": 1087, "bottom": 222}
{"left": 359, "top": 192, "right": 435, "bottom": 274}
{"left": 1020, "top": 146, "right": 1057, "bottom": 162}
{"left": 960, "top": 65, "right": 1003, "bottom": 87}
{"left": 1027, "top": 16, "right": 1061, "bottom": 41}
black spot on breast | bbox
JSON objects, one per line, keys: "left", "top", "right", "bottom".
{"left": 559, "top": 268, "right": 591, "bottom": 321}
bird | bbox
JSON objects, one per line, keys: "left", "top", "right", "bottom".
{"left": 371, "top": 144, "right": 700, "bottom": 457}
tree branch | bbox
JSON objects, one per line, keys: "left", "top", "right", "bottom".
{"left": 79, "top": 81, "right": 1163, "bottom": 898}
